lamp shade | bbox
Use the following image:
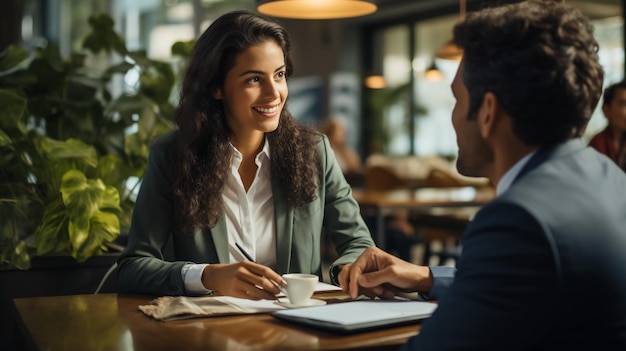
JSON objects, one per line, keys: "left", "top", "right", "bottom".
{"left": 436, "top": 0, "right": 465, "bottom": 61}
{"left": 424, "top": 61, "right": 444, "bottom": 82}
{"left": 364, "top": 75, "right": 386, "bottom": 89}
{"left": 257, "top": 0, "right": 377, "bottom": 20}
{"left": 436, "top": 39, "right": 463, "bottom": 61}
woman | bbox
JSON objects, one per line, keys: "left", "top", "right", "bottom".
{"left": 117, "top": 11, "right": 374, "bottom": 299}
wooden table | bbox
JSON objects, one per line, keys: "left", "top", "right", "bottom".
{"left": 14, "top": 292, "right": 424, "bottom": 351}
{"left": 352, "top": 186, "right": 495, "bottom": 249}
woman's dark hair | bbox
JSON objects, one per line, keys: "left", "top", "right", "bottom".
{"left": 453, "top": 0, "right": 604, "bottom": 145}
{"left": 172, "top": 11, "right": 320, "bottom": 231}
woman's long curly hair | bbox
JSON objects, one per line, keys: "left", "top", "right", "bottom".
{"left": 172, "top": 11, "right": 321, "bottom": 232}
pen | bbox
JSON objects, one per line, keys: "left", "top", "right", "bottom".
{"left": 235, "top": 242, "right": 288, "bottom": 295}
{"left": 235, "top": 242, "right": 255, "bottom": 262}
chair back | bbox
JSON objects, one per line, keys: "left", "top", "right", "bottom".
{"left": 365, "top": 165, "right": 405, "bottom": 191}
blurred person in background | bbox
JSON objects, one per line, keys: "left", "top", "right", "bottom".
{"left": 589, "top": 81, "right": 626, "bottom": 172}
{"left": 321, "top": 117, "right": 362, "bottom": 175}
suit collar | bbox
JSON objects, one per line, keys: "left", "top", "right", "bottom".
{"left": 512, "top": 138, "right": 586, "bottom": 185}
{"left": 210, "top": 217, "right": 230, "bottom": 263}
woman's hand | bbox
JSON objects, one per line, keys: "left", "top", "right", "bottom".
{"left": 201, "top": 261, "right": 285, "bottom": 300}
{"left": 338, "top": 246, "right": 433, "bottom": 299}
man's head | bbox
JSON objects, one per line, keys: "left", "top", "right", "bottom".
{"left": 602, "top": 81, "right": 626, "bottom": 134}
{"left": 453, "top": 0, "right": 604, "bottom": 147}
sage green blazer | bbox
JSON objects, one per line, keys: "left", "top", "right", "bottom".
{"left": 117, "top": 132, "right": 374, "bottom": 296}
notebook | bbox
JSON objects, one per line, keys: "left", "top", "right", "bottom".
{"left": 271, "top": 300, "right": 437, "bottom": 334}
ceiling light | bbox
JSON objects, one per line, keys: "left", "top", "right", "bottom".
{"left": 424, "top": 61, "right": 444, "bottom": 82}
{"left": 436, "top": 0, "right": 465, "bottom": 61}
{"left": 364, "top": 75, "right": 386, "bottom": 89}
{"left": 257, "top": 0, "right": 377, "bottom": 20}
{"left": 436, "top": 39, "right": 463, "bottom": 61}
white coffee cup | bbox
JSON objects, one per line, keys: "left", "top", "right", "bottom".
{"left": 282, "top": 273, "right": 318, "bottom": 306}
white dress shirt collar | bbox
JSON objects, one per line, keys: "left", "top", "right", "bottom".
{"left": 496, "top": 150, "right": 537, "bottom": 196}
{"left": 225, "top": 138, "right": 276, "bottom": 268}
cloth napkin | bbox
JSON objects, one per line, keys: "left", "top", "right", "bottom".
{"left": 139, "top": 296, "right": 284, "bottom": 321}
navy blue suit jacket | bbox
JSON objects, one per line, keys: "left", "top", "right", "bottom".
{"left": 403, "top": 139, "right": 626, "bottom": 350}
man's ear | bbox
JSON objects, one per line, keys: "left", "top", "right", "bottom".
{"left": 477, "top": 92, "right": 499, "bottom": 138}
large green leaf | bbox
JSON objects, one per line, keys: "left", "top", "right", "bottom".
{"left": 0, "top": 45, "right": 29, "bottom": 74}
{"left": 171, "top": 40, "right": 195, "bottom": 58}
{"left": 26, "top": 45, "right": 66, "bottom": 96}
{"left": 74, "top": 211, "right": 119, "bottom": 262}
{"left": 60, "top": 170, "right": 120, "bottom": 262}
{"left": 96, "top": 154, "right": 128, "bottom": 192}
{"left": 124, "top": 133, "right": 150, "bottom": 160}
{"left": 39, "top": 137, "right": 98, "bottom": 168}
{"left": 34, "top": 197, "right": 70, "bottom": 255}
{"left": 139, "top": 60, "right": 175, "bottom": 105}
{"left": 61, "top": 170, "right": 102, "bottom": 221}
{"left": 0, "top": 129, "right": 11, "bottom": 147}
{"left": 0, "top": 181, "right": 42, "bottom": 270}
{"left": 103, "top": 61, "right": 134, "bottom": 80}
{"left": 0, "top": 89, "right": 27, "bottom": 134}
{"left": 0, "top": 240, "right": 31, "bottom": 270}
{"left": 82, "top": 14, "right": 127, "bottom": 55}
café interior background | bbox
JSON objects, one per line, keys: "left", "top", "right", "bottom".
{"left": 8, "top": 0, "right": 624, "bottom": 159}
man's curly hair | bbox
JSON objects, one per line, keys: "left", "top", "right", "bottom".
{"left": 454, "top": 0, "right": 604, "bottom": 146}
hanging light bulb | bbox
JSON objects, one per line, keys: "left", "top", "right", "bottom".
{"left": 436, "top": 0, "right": 465, "bottom": 61}
{"left": 424, "top": 61, "right": 444, "bottom": 82}
{"left": 364, "top": 75, "right": 386, "bottom": 89}
{"left": 257, "top": 0, "right": 377, "bottom": 20}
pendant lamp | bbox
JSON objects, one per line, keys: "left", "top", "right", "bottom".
{"left": 435, "top": 0, "right": 465, "bottom": 61}
{"left": 424, "top": 61, "right": 444, "bottom": 82}
{"left": 257, "top": 0, "right": 377, "bottom": 20}
{"left": 364, "top": 75, "right": 386, "bottom": 89}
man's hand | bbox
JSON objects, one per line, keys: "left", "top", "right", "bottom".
{"left": 338, "top": 246, "right": 433, "bottom": 299}
{"left": 201, "top": 261, "right": 284, "bottom": 300}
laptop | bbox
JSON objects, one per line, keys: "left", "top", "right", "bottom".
{"left": 271, "top": 300, "right": 437, "bottom": 334}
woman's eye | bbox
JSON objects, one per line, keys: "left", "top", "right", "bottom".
{"left": 276, "top": 71, "right": 285, "bottom": 79}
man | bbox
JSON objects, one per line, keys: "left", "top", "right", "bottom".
{"left": 589, "top": 81, "right": 626, "bottom": 171}
{"left": 339, "top": 1, "right": 626, "bottom": 349}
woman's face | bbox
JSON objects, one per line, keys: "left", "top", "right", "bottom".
{"left": 215, "top": 39, "right": 288, "bottom": 146}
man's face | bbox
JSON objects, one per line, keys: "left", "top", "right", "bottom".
{"left": 603, "top": 88, "right": 626, "bottom": 133}
{"left": 451, "top": 61, "right": 493, "bottom": 178}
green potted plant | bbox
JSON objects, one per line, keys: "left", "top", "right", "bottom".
{"left": 365, "top": 82, "right": 427, "bottom": 154}
{"left": 0, "top": 14, "right": 176, "bottom": 270}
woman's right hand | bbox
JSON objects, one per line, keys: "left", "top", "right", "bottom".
{"left": 201, "top": 261, "right": 285, "bottom": 300}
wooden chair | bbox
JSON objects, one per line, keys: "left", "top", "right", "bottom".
{"left": 365, "top": 165, "right": 406, "bottom": 191}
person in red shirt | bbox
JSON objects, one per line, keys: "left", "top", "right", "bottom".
{"left": 589, "top": 81, "right": 626, "bottom": 171}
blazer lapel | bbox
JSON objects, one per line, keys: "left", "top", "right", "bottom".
{"left": 272, "top": 176, "right": 293, "bottom": 273}
{"left": 211, "top": 216, "right": 230, "bottom": 263}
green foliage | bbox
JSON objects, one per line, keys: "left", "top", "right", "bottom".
{"left": 0, "top": 14, "right": 178, "bottom": 269}
{"left": 366, "top": 82, "right": 428, "bottom": 154}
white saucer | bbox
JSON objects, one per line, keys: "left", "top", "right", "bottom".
{"left": 276, "top": 298, "right": 326, "bottom": 309}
